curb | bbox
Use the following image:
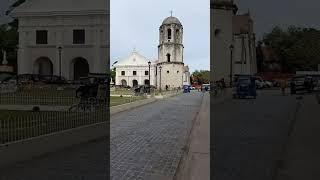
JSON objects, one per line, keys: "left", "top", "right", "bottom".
{"left": 174, "top": 92, "right": 210, "bottom": 180}
{"left": 110, "top": 92, "right": 182, "bottom": 116}
{"left": 110, "top": 98, "right": 157, "bottom": 115}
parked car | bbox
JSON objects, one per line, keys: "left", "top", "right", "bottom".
{"left": 255, "top": 76, "right": 272, "bottom": 88}
{"left": 290, "top": 75, "right": 314, "bottom": 94}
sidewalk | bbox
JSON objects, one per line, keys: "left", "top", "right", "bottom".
{"left": 276, "top": 94, "right": 320, "bottom": 180}
{"left": 211, "top": 88, "right": 232, "bottom": 105}
{"left": 174, "top": 92, "right": 210, "bottom": 180}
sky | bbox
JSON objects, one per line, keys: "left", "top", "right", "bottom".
{"left": 110, "top": 0, "right": 210, "bottom": 73}
{"left": 2, "top": 0, "right": 320, "bottom": 71}
{"left": 234, "top": 0, "right": 320, "bottom": 40}
{"left": 0, "top": 0, "right": 12, "bottom": 24}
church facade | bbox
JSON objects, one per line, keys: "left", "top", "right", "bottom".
{"left": 211, "top": 0, "right": 257, "bottom": 84}
{"left": 114, "top": 50, "right": 156, "bottom": 87}
{"left": 11, "top": 0, "right": 109, "bottom": 80}
{"left": 114, "top": 15, "right": 190, "bottom": 89}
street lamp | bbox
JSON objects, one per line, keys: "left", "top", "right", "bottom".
{"left": 159, "top": 66, "right": 162, "bottom": 93}
{"left": 148, "top": 61, "right": 151, "bottom": 94}
{"left": 229, "top": 44, "right": 234, "bottom": 87}
{"left": 148, "top": 61, "right": 151, "bottom": 85}
{"left": 58, "top": 46, "right": 62, "bottom": 79}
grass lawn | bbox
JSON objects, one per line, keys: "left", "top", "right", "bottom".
{"left": 110, "top": 96, "right": 145, "bottom": 106}
{"left": 0, "top": 109, "right": 108, "bottom": 144}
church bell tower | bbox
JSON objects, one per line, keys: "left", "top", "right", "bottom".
{"left": 157, "top": 13, "right": 185, "bottom": 89}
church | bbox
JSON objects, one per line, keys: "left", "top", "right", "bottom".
{"left": 211, "top": 0, "right": 257, "bottom": 84}
{"left": 11, "top": 0, "right": 109, "bottom": 80}
{"left": 114, "top": 15, "right": 191, "bottom": 89}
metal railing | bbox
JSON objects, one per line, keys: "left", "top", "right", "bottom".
{"left": 0, "top": 108, "right": 108, "bottom": 144}
{"left": 0, "top": 84, "right": 108, "bottom": 145}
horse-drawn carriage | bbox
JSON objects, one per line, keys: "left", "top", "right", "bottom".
{"left": 69, "top": 77, "right": 107, "bottom": 112}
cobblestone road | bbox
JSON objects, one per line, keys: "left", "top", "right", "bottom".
{"left": 110, "top": 92, "right": 203, "bottom": 179}
{"left": 213, "top": 90, "right": 299, "bottom": 180}
{"left": 0, "top": 92, "right": 203, "bottom": 180}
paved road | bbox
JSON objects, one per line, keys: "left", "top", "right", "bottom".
{"left": 110, "top": 92, "right": 203, "bottom": 179}
{"left": 0, "top": 92, "right": 203, "bottom": 180}
{"left": 213, "top": 90, "right": 299, "bottom": 180}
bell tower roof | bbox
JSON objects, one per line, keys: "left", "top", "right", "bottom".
{"left": 162, "top": 16, "right": 182, "bottom": 25}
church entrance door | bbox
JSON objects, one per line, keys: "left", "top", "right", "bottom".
{"left": 132, "top": 80, "right": 138, "bottom": 87}
{"left": 144, "top": 79, "right": 150, "bottom": 85}
{"left": 73, "top": 57, "right": 89, "bottom": 80}
{"left": 121, "top": 79, "right": 127, "bottom": 86}
{"left": 34, "top": 57, "right": 53, "bottom": 75}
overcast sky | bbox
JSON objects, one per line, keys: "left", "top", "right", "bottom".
{"left": 111, "top": 0, "right": 210, "bottom": 72}
{"left": 2, "top": 0, "right": 320, "bottom": 71}
{"left": 0, "top": 0, "right": 12, "bottom": 24}
{"left": 235, "top": 0, "right": 320, "bottom": 40}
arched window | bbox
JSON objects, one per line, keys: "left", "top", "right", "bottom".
{"left": 168, "top": 29, "right": 171, "bottom": 39}
{"left": 214, "top": 29, "right": 221, "bottom": 37}
{"left": 166, "top": 54, "right": 171, "bottom": 62}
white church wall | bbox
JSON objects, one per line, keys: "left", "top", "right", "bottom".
{"left": 212, "top": 7, "right": 234, "bottom": 83}
{"left": 116, "top": 66, "right": 155, "bottom": 87}
{"left": 17, "top": 14, "right": 108, "bottom": 79}
{"left": 156, "top": 64, "right": 184, "bottom": 89}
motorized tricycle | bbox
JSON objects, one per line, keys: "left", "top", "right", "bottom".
{"left": 233, "top": 76, "right": 257, "bottom": 99}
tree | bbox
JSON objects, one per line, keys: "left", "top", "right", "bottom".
{"left": 110, "top": 67, "right": 116, "bottom": 82}
{"left": 0, "top": 0, "right": 26, "bottom": 71}
{"left": 191, "top": 70, "right": 210, "bottom": 84}
{"left": 263, "top": 26, "right": 320, "bottom": 72}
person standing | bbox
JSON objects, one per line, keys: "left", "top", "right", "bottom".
{"left": 280, "top": 79, "right": 287, "bottom": 96}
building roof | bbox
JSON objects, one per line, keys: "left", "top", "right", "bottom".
{"left": 233, "top": 13, "right": 253, "bottom": 34}
{"left": 114, "top": 50, "right": 154, "bottom": 67}
{"left": 11, "top": 0, "right": 108, "bottom": 17}
{"left": 162, "top": 16, "right": 182, "bottom": 25}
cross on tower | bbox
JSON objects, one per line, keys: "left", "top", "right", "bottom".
{"left": 170, "top": 10, "right": 173, "bottom": 17}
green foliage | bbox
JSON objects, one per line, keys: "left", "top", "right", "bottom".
{"left": 110, "top": 67, "right": 116, "bottom": 82}
{"left": 191, "top": 70, "right": 210, "bottom": 84}
{"left": 263, "top": 26, "right": 320, "bottom": 72}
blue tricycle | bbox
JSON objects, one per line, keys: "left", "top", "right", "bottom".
{"left": 233, "top": 76, "right": 257, "bottom": 99}
{"left": 183, "top": 85, "right": 191, "bottom": 93}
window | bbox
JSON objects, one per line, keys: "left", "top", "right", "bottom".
{"left": 133, "top": 71, "right": 137, "bottom": 75}
{"left": 166, "top": 54, "right": 171, "bottom": 62}
{"left": 145, "top": 71, "right": 149, "bottom": 75}
{"left": 176, "top": 29, "right": 179, "bottom": 34}
{"left": 177, "top": 71, "right": 179, "bottom": 73}
{"left": 36, "top": 30, "right": 48, "bottom": 44}
{"left": 73, "top": 29, "right": 85, "bottom": 44}
{"left": 121, "top": 71, "right": 125, "bottom": 76}
{"left": 214, "top": 29, "right": 221, "bottom": 37}
{"left": 167, "top": 71, "right": 169, "bottom": 74}
{"left": 167, "top": 29, "right": 171, "bottom": 39}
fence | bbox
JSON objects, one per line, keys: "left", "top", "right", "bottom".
{"left": 0, "top": 84, "right": 107, "bottom": 106}
{"left": 0, "top": 84, "right": 108, "bottom": 145}
{"left": 0, "top": 109, "right": 108, "bottom": 144}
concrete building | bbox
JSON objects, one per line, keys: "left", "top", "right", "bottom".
{"left": 211, "top": 0, "right": 257, "bottom": 85}
{"left": 114, "top": 15, "right": 190, "bottom": 89}
{"left": 11, "top": 0, "right": 109, "bottom": 80}
{"left": 211, "top": 0, "right": 238, "bottom": 84}
{"left": 114, "top": 50, "right": 156, "bottom": 87}
{"left": 233, "top": 13, "right": 257, "bottom": 75}
{"left": 156, "top": 15, "right": 187, "bottom": 89}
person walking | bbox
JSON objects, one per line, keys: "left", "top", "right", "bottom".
{"left": 280, "top": 79, "right": 287, "bottom": 96}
